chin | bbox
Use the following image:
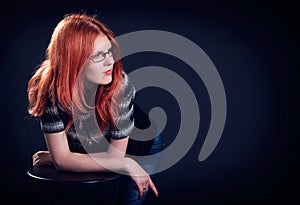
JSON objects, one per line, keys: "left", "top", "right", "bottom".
{"left": 99, "top": 76, "right": 113, "bottom": 85}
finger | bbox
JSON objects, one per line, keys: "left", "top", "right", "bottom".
{"left": 143, "top": 177, "right": 149, "bottom": 189}
{"left": 139, "top": 178, "right": 149, "bottom": 198}
{"left": 138, "top": 184, "right": 144, "bottom": 199}
{"left": 33, "top": 159, "right": 39, "bottom": 166}
{"left": 148, "top": 177, "right": 159, "bottom": 197}
{"left": 144, "top": 182, "right": 149, "bottom": 192}
{"left": 142, "top": 181, "right": 148, "bottom": 192}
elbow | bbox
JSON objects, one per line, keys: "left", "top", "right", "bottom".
{"left": 53, "top": 162, "right": 65, "bottom": 171}
{"left": 51, "top": 155, "right": 69, "bottom": 171}
{"left": 52, "top": 159, "right": 65, "bottom": 171}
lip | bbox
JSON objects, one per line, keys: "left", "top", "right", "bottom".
{"left": 104, "top": 69, "right": 113, "bottom": 75}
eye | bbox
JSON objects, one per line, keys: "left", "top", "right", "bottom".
{"left": 100, "top": 53, "right": 107, "bottom": 58}
{"left": 93, "top": 52, "right": 102, "bottom": 58}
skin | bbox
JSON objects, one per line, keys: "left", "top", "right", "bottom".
{"left": 32, "top": 34, "right": 158, "bottom": 199}
{"left": 84, "top": 34, "right": 114, "bottom": 86}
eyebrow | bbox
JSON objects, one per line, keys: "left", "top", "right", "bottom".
{"left": 94, "top": 44, "right": 112, "bottom": 54}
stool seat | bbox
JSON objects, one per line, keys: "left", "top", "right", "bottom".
{"left": 27, "top": 165, "right": 120, "bottom": 184}
{"left": 26, "top": 165, "right": 122, "bottom": 205}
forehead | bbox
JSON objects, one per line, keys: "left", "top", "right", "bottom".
{"left": 93, "top": 34, "right": 111, "bottom": 52}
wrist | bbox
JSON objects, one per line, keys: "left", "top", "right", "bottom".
{"left": 123, "top": 157, "right": 134, "bottom": 174}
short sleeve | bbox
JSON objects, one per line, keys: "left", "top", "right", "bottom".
{"left": 111, "top": 73, "right": 135, "bottom": 140}
{"left": 39, "top": 99, "right": 68, "bottom": 133}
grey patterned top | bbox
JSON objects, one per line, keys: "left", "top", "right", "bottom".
{"left": 39, "top": 72, "right": 135, "bottom": 153}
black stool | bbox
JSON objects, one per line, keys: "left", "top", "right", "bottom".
{"left": 26, "top": 166, "right": 122, "bottom": 205}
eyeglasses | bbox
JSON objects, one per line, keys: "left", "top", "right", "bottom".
{"left": 90, "top": 48, "right": 113, "bottom": 63}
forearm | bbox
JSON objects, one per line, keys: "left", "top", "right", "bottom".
{"left": 44, "top": 132, "right": 129, "bottom": 173}
{"left": 54, "top": 151, "right": 129, "bottom": 173}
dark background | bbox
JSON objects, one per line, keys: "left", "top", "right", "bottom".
{"left": 0, "top": 0, "right": 298, "bottom": 204}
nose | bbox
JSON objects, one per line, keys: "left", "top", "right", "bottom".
{"left": 103, "top": 53, "right": 114, "bottom": 67}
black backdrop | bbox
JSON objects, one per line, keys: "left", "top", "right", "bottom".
{"left": 0, "top": 0, "right": 298, "bottom": 204}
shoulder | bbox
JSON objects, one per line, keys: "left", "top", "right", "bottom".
{"left": 40, "top": 98, "right": 68, "bottom": 133}
{"left": 44, "top": 97, "right": 66, "bottom": 115}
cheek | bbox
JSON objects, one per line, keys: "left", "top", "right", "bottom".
{"left": 85, "top": 64, "right": 105, "bottom": 82}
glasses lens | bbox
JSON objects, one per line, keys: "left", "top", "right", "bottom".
{"left": 91, "top": 49, "right": 113, "bottom": 63}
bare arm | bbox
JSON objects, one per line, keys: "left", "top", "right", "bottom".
{"left": 43, "top": 131, "right": 128, "bottom": 172}
{"left": 34, "top": 131, "right": 158, "bottom": 197}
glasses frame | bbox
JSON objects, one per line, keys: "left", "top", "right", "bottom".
{"left": 90, "top": 48, "right": 113, "bottom": 63}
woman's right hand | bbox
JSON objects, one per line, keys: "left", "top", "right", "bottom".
{"left": 32, "top": 150, "right": 53, "bottom": 167}
{"left": 124, "top": 158, "right": 159, "bottom": 198}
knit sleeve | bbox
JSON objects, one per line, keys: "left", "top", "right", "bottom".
{"left": 39, "top": 99, "right": 68, "bottom": 133}
{"left": 110, "top": 74, "right": 135, "bottom": 140}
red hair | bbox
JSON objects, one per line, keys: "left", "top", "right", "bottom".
{"left": 27, "top": 13, "right": 123, "bottom": 131}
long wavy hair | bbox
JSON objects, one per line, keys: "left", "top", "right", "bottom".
{"left": 27, "top": 13, "right": 124, "bottom": 131}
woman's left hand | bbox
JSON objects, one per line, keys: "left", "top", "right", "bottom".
{"left": 32, "top": 150, "right": 53, "bottom": 166}
{"left": 124, "top": 158, "right": 159, "bottom": 198}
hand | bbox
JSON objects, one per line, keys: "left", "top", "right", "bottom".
{"left": 125, "top": 158, "right": 159, "bottom": 198}
{"left": 32, "top": 150, "right": 53, "bottom": 167}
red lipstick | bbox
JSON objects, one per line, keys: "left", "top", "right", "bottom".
{"left": 104, "top": 69, "right": 112, "bottom": 75}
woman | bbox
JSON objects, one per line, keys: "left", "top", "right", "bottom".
{"left": 27, "top": 13, "right": 163, "bottom": 204}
